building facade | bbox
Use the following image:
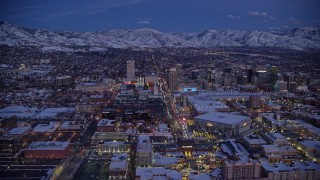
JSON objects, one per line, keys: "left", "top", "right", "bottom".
{"left": 24, "top": 141, "right": 71, "bottom": 159}
{"left": 127, "top": 60, "right": 135, "bottom": 80}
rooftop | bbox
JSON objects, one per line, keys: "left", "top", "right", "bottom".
{"left": 0, "top": 105, "right": 39, "bottom": 119}
{"left": 35, "top": 107, "right": 74, "bottom": 119}
{"left": 27, "top": 141, "right": 70, "bottom": 150}
{"left": 97, "top": 119, "right": 116, "bottom": 127}
{"left": 136, "top": 167, "right": 182, "bottom": 180}
{"left": 261, "top": 161, "right": 320, "bottom": 172}
{"left": 188, "top": 95, "right": 230, "bottom": 113}
{"left": 33, "top": 122, "right": 60, "bottom": 132}
{"left": 243, "top": 135, "right": 267, "bottom": 144}
{"left": 8, "top": 126, "right": 31, "bottom": 135}
{"left": 299, "top": 141, "right": 320, "bottom": 149}
{"left": 262, "top": 145, "right": 297, "bottom": 153}
{"left": 195, "top": 112, "right": 249, "bottom": 125}
{"left": 152, "top": 153, "right": 179, "bottom": 166}
{"left": 137, "top": 135, "right": 152, "bottom": 152}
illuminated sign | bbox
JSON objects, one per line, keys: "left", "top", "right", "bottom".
{"left": 183, "top": 87, "right": 197, "bottom": 92}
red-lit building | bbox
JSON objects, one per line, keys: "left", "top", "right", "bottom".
{"left": 24, "top": 141, "right": 71, "bottom": 159}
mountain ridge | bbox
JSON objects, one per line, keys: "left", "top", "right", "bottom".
{"left": 0, "top": 22, "right": 319, "bottom": 51}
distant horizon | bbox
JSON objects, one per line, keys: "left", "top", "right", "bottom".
{"left": 2, "top": 21, "right": 319, "bottom": 34}
{"left": 1, "top": 0, "right": 319, "bottom": 33}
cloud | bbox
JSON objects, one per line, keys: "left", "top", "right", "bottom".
{"left": 248, "top": 11, "right": 268, "bottom": 17}
{"left": 269, "top": 16, "right": 276, "bottom": 20}
{"left": 138, "top": 20, "right": 150, "bottom": 24}
{"left": 227, "top": 14, "right": 240, "bottom": 19}
{"left": 289, "top": 17, "right": 301, "bottom": 25}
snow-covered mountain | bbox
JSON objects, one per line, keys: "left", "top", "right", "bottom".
{"left": 1, "top": 22, "right": 319, "bottom": 51}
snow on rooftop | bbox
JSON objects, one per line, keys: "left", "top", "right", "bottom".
{"left": 197, "top": 91, "right": 269, "bottom": 100}
{"left": 33, "top": 122, "right": 60, "bottom": 132}
{"left": 0, "top": 105, "right": 39, "bottom": 119}
{"left": 111, "top": 153, "right": 128, "bottom": 162}
{"left": 109, "top": 161, "right": 126, "bottom": 169}
{"left": 262, "top": 145, "right": 297, "bottom": 153}
{"left": 221, "top": 144, "right": 233, "bottom": 156}
{"left": 97, "top": 119, "right": 115, "bottom": 127}
{"left": 152, "top": 153, "right": 178, "bottom": 166}
{"left": 8, "top": 126, "right": 31, "bottom": 135}
{"left": 188, "top": 94, "right": 230, "bottom": 113}
{"left": 299, "top": 141, "right": 320, "bottom": 149}
{"left": 243, "top": 135, "right": 267, "bottom": 144}
{"left": 189, "top": 173, "right": 211, "bottom": 180}
{"left": 136, "top": 167, "right": 182, "bottom": 180}
{"left": 268, "top": 132, "right": 286, "bottom": 140}
{"left": 261, "top": 161, "right": 320, "bottom": 172}
{"left": 28, "top": 141, "right": 69, "bottom": 150}
{"left": 210, "top": 168, "right": 222, "bottom": 177}
{"left": 137, "top": 135, "right": 152, "bottom": 152}
{"left": 104, "top": 141, "right": 126, "bottom": 146}
{"left": 195, "top": 112, "right": 249, "bottom": 125}
{"left": 35, "top": 107, "right": 74, "bottom": 119}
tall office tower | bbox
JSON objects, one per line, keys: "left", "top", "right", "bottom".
{"left": 191, "top": 70, "right": 200, "bottom": 80}
{"left": 165, "top": 68, "right": 177, "bottom": 92}
{"left": 176, "top": 64, "right": 183, "bottom": 78}
{"left": 283, "top": 73, "right": 295, "bottom": 89}
{"left": 126, "top": 60, "right": 135, "bottom": 80}
{"left": 275, "top": 80, "right": 288, "bottom": 92}
{"left": 254, "top": 70, "right": 269, "bottom": 86}
{"left": 207, "top": 65, "right": 216, "bottom": 84}
{"left": 153, "top": 83, "right": 159, "bottom": 95}
{"left": 246, "top": 69, "right": 254, "bottom": 84}
{"left": 237, "top": 74, "right": 248, "bottom": 85}
{"left": 249, "top": 95, "right": 261, "bottom": 108}
{"left": 224, "top": 67, "right": 232, "bottom": 77}
{"left": 267, "top": 65, "right": 278, "bottom": 85}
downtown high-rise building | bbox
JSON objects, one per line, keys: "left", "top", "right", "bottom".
{"left": 126, "top": 60, "right": 135, "bottom": 80}
{"left": 165, "top": 68, "right": 177, "bottom": 92}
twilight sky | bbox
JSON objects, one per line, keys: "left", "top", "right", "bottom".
{"left": 1, "top": 0, "right": 320, "bottom": 32}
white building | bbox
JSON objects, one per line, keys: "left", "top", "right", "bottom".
{"left": 188, "top": 95, "right": 230, "bottom": 114}
{"left": 261, "top": 161, "right": 320, "bottom": 180}
{"left": 194, "top": 112, "right": 251, "bottom": 136}
{"left": 263, "top": 132, "right": 289, "bottom": 146}
{"left": 243, "top": 134, "right": 267, "bottom": 150}
{"left": 0, "top": 105, "right": 39, "bottom": 119}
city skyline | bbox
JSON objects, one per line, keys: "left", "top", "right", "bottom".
{"left": 1, "top": 0, "right": 320, "bottom": 32}
{"left": 0, "top": 1, "right": 320, "bottom": 179}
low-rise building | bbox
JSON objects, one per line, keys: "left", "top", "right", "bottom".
{"left": 243, "top": 134, "right": 267, "bottom": 150}
{"left": 262, "top": 132, "right": 289, "bottom": 146}
{"left": 296, "top": 141, "right": 320, "bottom": 159}
{"left": 24, "top": 141, "right": 71, "bottom": 159}
{"left": 97, "top": 119, "right": 116, "bottom": 132}
{"left": 109, "top": 153, "right": 128, "bottom": 179}
{"left": 261, "top": 161, "right": 320, "bottom": 180}
{"left": 135, "top": 167, "right": 182, "bottom": 180}
{"left": 136, "top": 135, "right": 152, "bottom": 167}
{"left": 6, "top": 126, "right": 31, "bottom": 140}
{"left": 261, "top": 145, "right": 299, "bottom": 163}
{"left": 194, "top": 112, "right": 251, "bottom": 136}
